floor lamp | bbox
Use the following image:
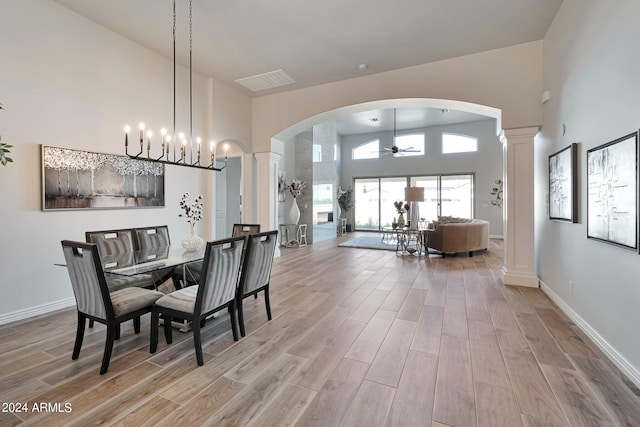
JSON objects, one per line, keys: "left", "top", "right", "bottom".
{"left": 405, "top": 186, "right": 425, "bottom": 229}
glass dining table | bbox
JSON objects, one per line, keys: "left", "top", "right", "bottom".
{"left": 102, "top": 246, "right": 206, "bottom": 332}
{"left": 102, "top": 245, "right": 205, "bottom": 280}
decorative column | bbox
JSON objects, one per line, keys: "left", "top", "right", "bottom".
{"left": 501, "top": 127, "right": 539, "bottom": 287}
{"left": 254, "top": 151, "right": 281, "bottom": 236}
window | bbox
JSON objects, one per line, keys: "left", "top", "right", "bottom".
{"left": 313, "top": 144, "right": 322, "bottom": 163}
{"left": 354, "top": 174, "right": 475, "bottom": 231}
{"left": 394, "top": 134, "right": 424, "bottom": 156}
{"left": 334, "top": 144, "right": 338, "bottom": 161}
{"left": 354, "top": 178, "right": 380, "bottom": 229}
{"left": 352, "top": 139, "right": 379, "bottom": 160}
{"left": 442, "top": 133, "right": 478, "bottom": 154}
{"left": 440, "top": 175, "right": 474, "bottom": 218}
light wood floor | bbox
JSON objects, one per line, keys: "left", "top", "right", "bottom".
{"left": 1, "top": 234, "right": 639, "bottom": 426}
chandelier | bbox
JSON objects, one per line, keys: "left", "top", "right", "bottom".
{"left": 124, "top": 0, "right": 227, "bottom": 171}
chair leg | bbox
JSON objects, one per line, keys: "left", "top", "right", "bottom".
{"left": 237, "top": 297, "right": 246, "bottom": 337}
{"left": 163, "top": 314, "right": 173, "bottom": 344}
{"left": 264, "top": 287, "right": 272, "bottom": 321}
{"left": 193, "top": 320, "right": 204, "bottom": 366}
{"left": 72, "top": 312, "right": 86, "bottom": 360}
{"left": 150, "top": 309, "right": 159, "bottom": 353}
{"left": 229, "top": 302, "right": 239, "bottom": 341}
{"left": 133, "top": 317, "right": 141, "bottom": 334}
{"left": 100, "top": 324, "right": 117, "bottom": 375}
{"left": 89, "top": 318, "right": 94, "bottom": 328}
{"left": 115, "top": 324, "right": 121, "bottom": 340}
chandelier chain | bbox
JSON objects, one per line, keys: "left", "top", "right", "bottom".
{"left": 123, "top": 0, "right": 227, "bottom": 171}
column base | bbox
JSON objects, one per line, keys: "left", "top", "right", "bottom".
{"left": 501, "top": 267, "right": 539, "bottom": 288}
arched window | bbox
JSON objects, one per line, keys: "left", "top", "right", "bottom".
{"left": 352, "top": 139, "right": 379, "bottom": 159}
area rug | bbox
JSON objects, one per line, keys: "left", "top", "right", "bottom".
{"left": 338, "top": 235, "right": 397, "bottom": 251}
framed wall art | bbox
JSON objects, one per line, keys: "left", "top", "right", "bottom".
{"left": 41, "top": 145, "right": 165, "bottom": 211}
{"left": 586, "top": 132, "right": 638, "bottom": 251}
{"left": 549, "top": 143, "right": 578, "bottom": 222}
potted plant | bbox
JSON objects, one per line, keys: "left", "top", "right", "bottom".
{"left": 337, "top": 186, "right": 354, "bottom": 231}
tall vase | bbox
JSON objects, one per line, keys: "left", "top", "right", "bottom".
{"left": 397, "top": 212, "right": 405, "bottom": 228}
{"left": 289, "top": 197, "right": 301, "bottom": 224}
{"left": 182, "top": 222, "right": 204, "bottom": 251}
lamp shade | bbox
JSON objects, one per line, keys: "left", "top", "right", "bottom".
{"left": 405, "top": 186, "right": 425, "bottom": 202}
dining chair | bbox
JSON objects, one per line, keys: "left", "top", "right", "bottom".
{"left": 85, "top": 228, "right": 157, "bottom": 330}
{"left": 61, "top": 240, "right": 164, "bottom": 374}
{"left": 150, "top": 236, "right": 246, "bottom": 366}
{"left": 133, "top": 225, "right": 180, "bottom": 288}
{"left": 85, "top": 228, "right": 156, "bottom": 291}
{"left": 231, "top": 223, "right": 261, "bottom": 237}
{"left": 236, "top": 230, "right": 278, "bottom": 337}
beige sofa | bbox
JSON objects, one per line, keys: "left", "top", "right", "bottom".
{"left": 427, "top": 219, "right": 489, "bottom": 257}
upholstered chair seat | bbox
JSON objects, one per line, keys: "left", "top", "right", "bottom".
{"left": 154, "top": 286, "right": 198, "bottom": 313}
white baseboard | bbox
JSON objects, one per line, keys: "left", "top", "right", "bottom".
{"left": 489, "top": 234, "right": 504, "bottom": 240}
{"left": 540, "top": 280, "right": 640, "bottom": 388}
{"left": 0, "top": 298, "right": 75, "bottom": 326}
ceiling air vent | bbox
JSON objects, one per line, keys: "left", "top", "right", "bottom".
{"left": 235, "top": 69, "right": 296, "bottom": 92}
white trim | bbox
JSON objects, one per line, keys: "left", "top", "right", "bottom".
{"left": 0, "top": 298, "right": 75, "bottom": 326}
{"left": 489, "top": 234, "right": 504, "bottom": 240}
{"left": 502, "top": 268, "right": 539, "bottom": 288}
{"left": 540, "top": 280, "right": 640, "bottom": 389}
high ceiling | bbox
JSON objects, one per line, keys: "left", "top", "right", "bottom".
{"left": 54, "top": 0, "right": 563, "bottom": 99}
{"left": 53, "top": 0, "right": 562, "bottom": 134}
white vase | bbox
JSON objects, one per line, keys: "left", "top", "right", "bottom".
{"left": 182, "top": 223, "right": 204, "bottom": 251}
{"left": 289, "top": 197, "right": 301, "bottom": 224}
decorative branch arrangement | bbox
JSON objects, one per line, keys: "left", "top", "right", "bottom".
{"left": 178, "top": 192, "right": 204, "bottom": 225}
{"left": 286, "top": 179, "right": 306, "bottom": 198}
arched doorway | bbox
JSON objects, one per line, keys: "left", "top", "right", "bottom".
{"left": 271, "top": 98, "right": 503, "bottom": 245}
{"left": 213, "top": 139, "right": 249, "bottom": 239}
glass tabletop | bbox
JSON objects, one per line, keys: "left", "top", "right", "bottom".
{"left": 102, "top": 245, "right": 205, "bottom": 276}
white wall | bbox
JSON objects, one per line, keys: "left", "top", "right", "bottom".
{"left": 538, "top": 0, "right": 640, "bottom": 382}
{"left": 0, "top": 0, "right": 251, "bottom": 321}
{"left": 253, "top": 41, "right": 543, "bottom": 152}
{"left": 341, "top": 119, "right": 503, "bottom": 236}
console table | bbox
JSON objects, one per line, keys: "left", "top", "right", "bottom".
{"left": 279, "top": 223, "right": 307, "bottom": 247}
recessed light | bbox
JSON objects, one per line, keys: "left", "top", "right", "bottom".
{"left": 358, "top": 64, "right": 369, "bottom": 71}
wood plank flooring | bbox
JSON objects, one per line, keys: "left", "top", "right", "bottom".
{"left": 1, "top": 234, "right": 639, "bottom": 426}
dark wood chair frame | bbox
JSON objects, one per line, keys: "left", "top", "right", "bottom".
{"left": 236, "top": 230, "right": 278, "bottom": 337}
{"left": 231, "top": 223, "right": 261, "bottom": 237}
{"left": 150, "top": 236, "right": 246, "bottom": 366}
{"left": 62, "top": 240, "right": 154, "bottom": 375}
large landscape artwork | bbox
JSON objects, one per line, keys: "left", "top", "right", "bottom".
{"left": 586, "top": 132, "right": 638, "bottom": 250}
{"left": 42, "top": 145, "right": 165, "bottom": 210}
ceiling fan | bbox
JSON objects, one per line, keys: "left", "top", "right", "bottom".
{"left": 379, "top": 109, "right": 419, "bottom": 156}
